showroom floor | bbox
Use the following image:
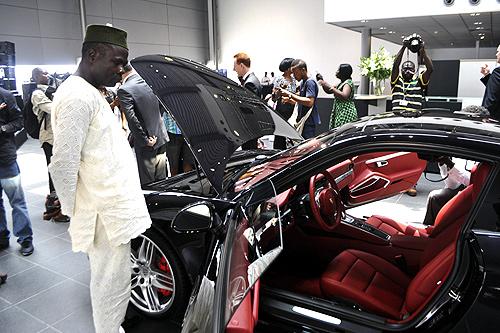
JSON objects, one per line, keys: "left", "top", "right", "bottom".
{"left": 0, "top": 138, "right": 180, "bottom": 333}
{"left": 0, "top": 138, "right": 436, "bottom": 333}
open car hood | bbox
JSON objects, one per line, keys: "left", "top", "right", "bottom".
{"left": 131, "top": 55, "right": 303, "bottom": 193}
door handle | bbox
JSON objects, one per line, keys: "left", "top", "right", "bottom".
{"left": 376, "top": 161, "right": 388, "bottom": 168}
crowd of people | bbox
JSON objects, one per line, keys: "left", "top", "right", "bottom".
{"left": 0, "top": 23, "right": 498, "bottom": 332}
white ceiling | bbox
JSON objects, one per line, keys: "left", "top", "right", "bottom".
{"left": 330, "top": 12, "right": 499, "bottom": 48}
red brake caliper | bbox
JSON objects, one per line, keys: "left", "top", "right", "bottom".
{"left": 157, "top": 256, "right": 172, "bottom": 297}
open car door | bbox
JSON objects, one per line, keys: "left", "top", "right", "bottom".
{"left": 213, "top": 179, "right": 283, "bottom": 333}
{"left": 347, "top": 152, "right": 426, "bottom": 205}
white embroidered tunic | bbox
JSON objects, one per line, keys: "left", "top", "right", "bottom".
{"left": 49, "top": 75, "right": 151, "bottom": 253}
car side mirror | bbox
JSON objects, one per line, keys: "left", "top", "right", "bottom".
{"left": 172, "top": 202, "right": 214, "bottom": 233}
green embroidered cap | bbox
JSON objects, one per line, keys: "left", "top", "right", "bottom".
{"left": 84, "top": 25, "right": 128, "bottom": 50}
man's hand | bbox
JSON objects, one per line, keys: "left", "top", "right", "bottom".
{"left": 402, "top": 36, "right": 410, "bottom": 48}
{"left": 481, "top": 64, "right": 490, "bottom": 77}
{"left": 0, "top": 102, "right": 6, "bottom": 110}
{"left": 316, "top": 73, "right": 324, "bottom": 81}
{"left": 146, "top": 136, "right": 157, "bottom": 147}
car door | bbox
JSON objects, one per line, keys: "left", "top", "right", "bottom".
{"left": 180, "top": 180, "right": 282, "bottom": 333}
{"left": 347, "top": 151, "right": 426, "bottom": 205}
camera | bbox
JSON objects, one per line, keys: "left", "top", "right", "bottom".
{"left": 407, "top": 34, "right": 423, "bottom": 53}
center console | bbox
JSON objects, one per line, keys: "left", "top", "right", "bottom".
{"left": 342, "top": 214, "right": 391, "bottom": 241}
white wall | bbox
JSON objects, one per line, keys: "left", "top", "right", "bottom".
{"left": 427, "top": 47, "right": 497, "bottom": 60}
{"left": 216, "top": 0, "right": 400, "bottom": 96}
{"left": 0, "top": 0, "right": 209, "bottom": 66}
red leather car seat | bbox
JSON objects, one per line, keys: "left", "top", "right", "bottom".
{"left": 320, "top": 163, "right": 489, "bottom": 320}
{"left": 365, "top": 163, "right": 489, "bottom": 237}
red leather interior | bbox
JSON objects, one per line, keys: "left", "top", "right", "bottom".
{"left": 348, "top": 152, "right": 426, "bottom": 204}
{"left": 366, "top": 215, "right": 429, "bottom": 237}
{"left": 226, "top": 281, "right": 260, "bottom": 333}
{"left": 320, "top": 163, "right": 490, "bottom": 320}
{"left": 321, "top": 249, "right": 411, "bottom": 319}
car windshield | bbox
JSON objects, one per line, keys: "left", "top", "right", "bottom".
{"left": 234, "top": 134, "right": 333, "bottom": 192}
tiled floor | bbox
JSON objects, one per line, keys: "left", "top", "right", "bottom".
{"left": 0, "top": 138, "right": 179, "bottom": 333}
{"left": 0, "top": 138, "right": 439, "bottom": 333}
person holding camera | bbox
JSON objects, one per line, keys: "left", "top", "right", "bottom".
{"left": 422, "top": 157, "right": 470, "bottom": 226}
{"left": 317, "top": 64, "right": 358, "bottom": 129}
{"left": 31, "top": 68, "right": 70, "bottom": 223}
{"left": 272, "top": 57, "right": 297, "bottom": 149}
{"left": 480, "top": 44, "right": 500, "bottom": 120}
{"left": 390, "top": 34, "right": 433, "bottom": 114}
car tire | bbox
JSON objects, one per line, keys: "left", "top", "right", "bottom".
{"left": 129, "top": 228, "right": 190, "bottom": 319}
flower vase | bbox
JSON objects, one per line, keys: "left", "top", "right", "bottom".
{"left": 373, "top": 80, "right": 385, "bottom": 95}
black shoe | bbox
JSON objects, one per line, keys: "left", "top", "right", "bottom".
{"left": 0, "top": 273, "right": 7, "bottom": 285}
{"left": 20, "top": 241, "right": 34, "bottom": 256}
{"left": 0, "top": 240, "right": 9, "bottom": 251}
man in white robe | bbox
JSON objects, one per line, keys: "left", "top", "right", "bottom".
{"left": 49, "top": 25, "right": 151, "bottom": 333}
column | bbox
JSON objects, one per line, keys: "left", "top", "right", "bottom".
{"left": 360, "top": 28, "right": 371, "bottom": 95}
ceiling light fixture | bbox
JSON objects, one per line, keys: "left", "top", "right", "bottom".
{"left": 388, "top": 31, "right": 395, "bottom": 34}
{"left": 475, "top": 26, "right": 484, "bottom": 30}
{"left": 361, "top": 20, "right": 368, "bottom": 23}
{"left": 474, "top": 21, "right": 483, "bottom": 25}
{"left": 480, "top": 36, "right": 485, "bottom": 40}
{"left": 434, "top": 31, "right": 439, "bottom": 34}
{"left": 470, "top": 12, "right": 480, "bottom": 16}
{"left": 379, "top": 27, "right": 387, "bottom": 30}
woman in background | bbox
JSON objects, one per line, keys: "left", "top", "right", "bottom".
{"left": 317, "top": 64, "right": 357, "bottom": 129}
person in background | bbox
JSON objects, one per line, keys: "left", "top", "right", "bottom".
{"left": 49, "top": 25, "right": 152, "bottom": 333}
{"left": 118, "top": 64, "right": 168, "bottom": 185}
{"left": 99, "top": 85, "right": 127, "bottom": 132}
{"left": 0, "top": 272, "right": 6, "bottom": 286}
{"left": 391, "top": 34, "right": 433, "bottom": 196}
{"left": 391, "top": 34, "right": 433, "bottom": 114}
{"left": 480, "top": 44, "right": 500, "bottom": 120}
{"left": 163, "top": 112, "right": 194, "bottom": 176}
{"left": 277, "top": 59, "right": 320, "bottom": 139}
{"left": 422, "top": 157, "right": 470, "bottom": 226}
{"left": 261, "top": 71, "right": 271, "bottom": 85}
{"left": 272, "top": 57, "right": 297, "bottom": 149}
{"left": 317, "top": 64, "right": 358, "bottom": 129}
{"left": 0, "top": 87, "right": 34, "bottom": 256}
{"left": 31, "top": 67, "right": 70, "bottom": 223}
{"left": 233, "top": 52, "right": 262, "bottom": 149}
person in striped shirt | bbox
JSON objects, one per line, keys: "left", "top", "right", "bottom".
{"left": 390, "top": 35, "right": 433, "bottom": 114}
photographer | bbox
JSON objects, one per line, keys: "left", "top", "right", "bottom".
{"left": 422, "top": 157, "right": 470, "bottom": 226}
{"left": 390, "top": 34, "right": 433, "bottom": 114}
{"left": 272, "top": 57, "right": 297, "bottom": 149}
{"left": 31, "top": 68, "right": 69, "bottom": 222}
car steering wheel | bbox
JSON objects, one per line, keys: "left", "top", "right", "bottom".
{"left": 309, "top": 170, "right": 343, "bottom": 231}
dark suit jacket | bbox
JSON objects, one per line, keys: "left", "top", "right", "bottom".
{"left": 118, "top": 73, "right": 168, "bottom": 149}
{"left": 243, "top": 72, "right": 262, "bottom": 98}
{"left": 481, "top": 67, "right": 500, "bottom": 120}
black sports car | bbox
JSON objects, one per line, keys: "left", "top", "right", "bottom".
{"left": 128, "top": 55, "right": 500, "bottom": 333}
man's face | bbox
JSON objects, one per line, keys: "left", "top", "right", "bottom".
{"left": 233, "top": 59, "right": 246, "bottom": 77}
{"left": 92, "top": 45, "right": 128, "bottom": 87}
{"left": 401, "top": 62, "right": 415, "bottom": 81}
{"left": 496, "top": 45, "right": 500, "bottom": 64}
{"left": 291, "top": 66, "right": 305, "bottom": 81}
{"left": 34, "top": 69, "right": 50, "bottom": 85}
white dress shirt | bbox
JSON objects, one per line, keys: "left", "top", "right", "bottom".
{"left": 49, "top": 75, "right": 151, "bottom": 252}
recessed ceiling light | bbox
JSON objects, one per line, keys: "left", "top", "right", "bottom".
{"left": 480, "top": 36, "right": 485, "bottom": 40}
{"left": 361, "top": 20, "right": 368, "bottom": 23}
{"left": 434, "top": 31, "right": 439, "bottom": 34}
{"left": 450, "top": 42, "right": 454, "bottom": 46}
{"left": 474, "top": 21, "right": 483, "bottom": 25}
{"left": 388, "top": 31, "right": 395, "bottom": 34}
{"left": 470, "top": 12, "right": 480, "bottom": 16}
{"left": 475, "top": 26, "right": 484, "bottom": 30}
{"left": 379, "top": 27, "right": 387, "bottom": 30}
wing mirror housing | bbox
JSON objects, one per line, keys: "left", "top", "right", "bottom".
{"left": 172, "top": 202, "right": 215, "bottom": 233}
